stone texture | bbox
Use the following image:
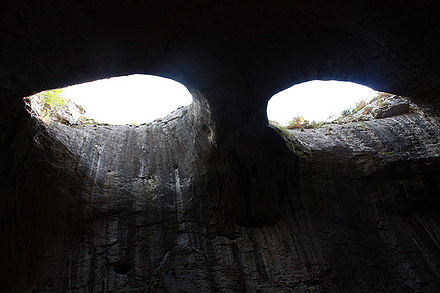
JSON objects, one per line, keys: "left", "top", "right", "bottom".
{"left": 375, "top": 103, "right": 410, "bottom": 119}
{"left": 2, "top": 101, "right": 439, "bottom": 291}
{"left": 1, "top": 1, "right": 440, "bottom": 292}
{"left": 25, "top": 93, "right": 86, "bottom": 125}
{"left": 332, "top": 93, "right": 417, "bottom": 124}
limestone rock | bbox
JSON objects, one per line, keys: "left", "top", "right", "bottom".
{"left": 375, "top": 101, "right": 410, "bottom": 119}
{"left": 2, "top": 2, "right": 440, "bottom": 292}
{"left": 2, "top": 102, "right": 439, "bottom": 291}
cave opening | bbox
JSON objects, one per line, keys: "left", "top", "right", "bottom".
{"left": 266, "top": 80, "right": 421, "bottom": 134}
{"left": 24, "top": 74, "right": 193, "bottom": 126}
{"left": 267, "top": 80, "right": 378, "bottom": 127}
{"left": 20, "top": 74, "right": 197, "bottom": 194}
{"left": 3, "top": 2, "right": 440, "bottom": 291}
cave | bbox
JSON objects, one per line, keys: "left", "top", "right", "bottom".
{"left": 1, "top": 2, "right": 440, "bottom": 292}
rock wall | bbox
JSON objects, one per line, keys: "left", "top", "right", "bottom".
{"left": 287, "top": 113, "right": 440, "bottom": 291}
{"left": 2, "top": 98, "right": 439, "bottom": 291}
{"left": 2, "top": 1, "right": 440, "bottom": 292}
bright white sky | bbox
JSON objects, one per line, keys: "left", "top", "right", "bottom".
{"left": 267, "top": 80, "right": 377, "bottom": 125}
{"left": 61, "top": 76, "right": 375, "bottom": 126}
{"left": 62, "top": 74, "right": 192, "bottom": 125}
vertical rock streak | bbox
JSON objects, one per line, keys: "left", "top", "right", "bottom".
{"left": 2, "top": 101, "right": 440, "bottom": 291}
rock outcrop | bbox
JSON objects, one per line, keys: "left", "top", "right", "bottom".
{"left": 331, "top": 93, "right": 419, "bottom": 124}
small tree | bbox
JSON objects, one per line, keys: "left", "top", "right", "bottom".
{"left": 287, "top": 116, "right": 305, "bottom": 129}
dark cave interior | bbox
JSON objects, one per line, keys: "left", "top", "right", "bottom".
{"left": 1, "top": 1, "right": 440, "bottom": 292}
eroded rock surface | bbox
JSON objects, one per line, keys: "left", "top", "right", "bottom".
{"left": 332, "top": 93, "right": 418, "bottom": 124}
{"left": 2, "top": 2, "right": 440, "bottom": 292}
{"left": 2, "top": 99, "right": 439, "bottom": 292}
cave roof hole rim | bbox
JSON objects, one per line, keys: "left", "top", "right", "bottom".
{"left": 27, "top": 74, "right": 194, "bottom": 126}
{"left": 266, "top": 80, "right": 377, "bottom": 126}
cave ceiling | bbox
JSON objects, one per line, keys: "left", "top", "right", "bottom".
{"left": 1, "top": 1, "right": 440, "bottom": 119}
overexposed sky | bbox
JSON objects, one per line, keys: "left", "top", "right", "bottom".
{"left": 267, "top": 80, "right": 377, "bottom": 125}
{"left": 61, "top": 76, "right": 375, "bottom": 126}
{"left": 63, "top": 74, "right": 192, "bottom": 125}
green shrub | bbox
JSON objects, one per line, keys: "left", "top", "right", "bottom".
{"left": 41, "top": 89, "right": 66, "bottom": 110}
{"left": 287, "top": 116, "right": 306, "bottom": 129}
{"left": 38, "top": 89, "right": 67, "bottom": 123}
{"left": 341, "top": 109, "right": 351, "bottom": 117}
{"left": 286, "top": 116, "right": 321, "bottom": 129}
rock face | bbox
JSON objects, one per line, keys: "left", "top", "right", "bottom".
{"left": 2, "top": 98, "right": 439, "bottom": 291}
{"left": 331, "top": 93, "right": 417, "bottom": 124}
{"left": 1, "top": 1, "right": 440, "bottom": 292}
{"left": 284, "top": 113, "right": 440, "bottom": 291}
{"left": 25, "top": 92, "right": 86, "bottom": 125}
